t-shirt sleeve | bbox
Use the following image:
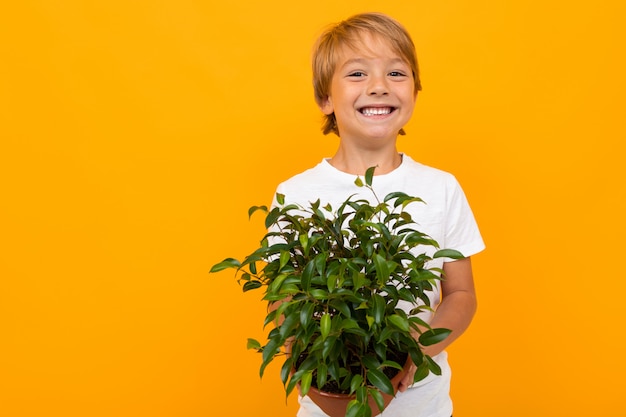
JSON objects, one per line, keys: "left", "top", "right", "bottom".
{"left": 444, "top": 177, "right": 485, "bottom": 259}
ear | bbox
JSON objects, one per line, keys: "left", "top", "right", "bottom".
{"left": 320, "top": 96, "right": 334, "bottom": 115}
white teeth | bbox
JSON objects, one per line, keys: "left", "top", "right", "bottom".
{"left": 361, "top": 107, "right": 392, "bottom": 116}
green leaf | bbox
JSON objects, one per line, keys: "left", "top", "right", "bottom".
{"left": 369, "top": 388, "right": 385, "bottom": 413}
{"left": 413, "top": 361, "right": 430, "bottom": 383}
{"left": 350, "top": 374, "right": 364, "bottom": 395}
{"left": 366, "top": 367, "right": 394, "bottom": 396}
{"left": 242, "top": 280, "right": 262, "bottom": 292}
{"left": 373, "top": 254, "right": 391, "bottom": 282}
{"left": 267, "top": 273, "right": 288, "bottom": 294}
{"left": 405, "top": 232, "right": 439, "bottom": 248}
{"left": 279, "top": 250, "right": 290, "bottom": 269}
{"left": 433, "top": 248, "right": 465, "bottom": 259}
{"left": 345, "top": 400, "right": 364, "bottom": 417}
{"left": 365, "top": 166, "right": 376, "bottom": 186}
{"left": 354, "top": 176, "right": 364, "bottom": 187}
{"left": 313, "top": 208, "right": 326, "bottom": 220}
{"left": 418, "top": 328, "right": 451, "bottom": 346}
{"left": 353, "top": 271, "right": 366, "bottom": 290}
{"left": 279, "top": 309, "right": 300, "bottom": 336}
{"left": 260, "top": 338, "right": 281, "bottom": 377}
{"left": 280, "top": 356, "right": 293, "bottom": 385}
{"left": 314, "top": 252, "right": 328, "bottom": 275}
{"left": 327, "top": 274, "right": 337, "bottom": 292}
{"left": 209, "top": 258, "right": 241, "bottom": 273}
{"left": 276, "top": 193, "right": 285, "bottom": 205}
{"left": 397, "top": 287, "right": 417, "bottom": 304}
{"left": 329, "top": 300, "right": 351, "bottom": 318}
{"left": 320, "top": 313, "right": 331, "bottom": 340}
{"left": 380, "top": 359, "right": 403, "bottom": 371}
{"left": 339, "top": 318, "right": 359, "bottom": 330}
{"left": 310, "top": 289, "right": 328, "bottom": 300}
{"left": 287, "top": 366, "right": 313, "bottom": 397}
{"left": 278, "top": 284, "right": 299, "bottom": 296}
{"left": 248, "top": 205, "right": 268, "bottom": 219}
{"left": 322, "top": 335, "right": 337, "bottom": 359}
{"left": 298, "top": 233, "right": 308, "bottom": 251}
{"left": 300, "top": 371, "right": 313, "bottom": 396}
{"left": 285, "top": 375, "right": 299, "bottom": 398}
{"left": 425, "top": 354, "right": 442, "bottom": 375}
{"left": 377, "top": 326, "right": 395, "bottom": 343}
{"left": 316, "top": 362, "right": 328, "bottom": 390}
{"left": 356, "top": 386, "right": 367, "bottom": 403}
{"left": 300, "top": 303, "right": 314, "bottom": 327}
{"left": 301, "top": 260, "right": 316, "bottom": 292}
{"left": 371, "top": 294, "right": 386, "bottom": 325}
{"left": 388, "top": 314, "right": 410, "bottom": 332}
{"left": 383, "top": 191, "right": 408, "bottom": 202}
{"left": 264, "top": 207, "right": 282, "bottom": 229}
{"left": 246, "top": 338, "right": 261, "bottom": 350}
{"left": 263, "top": 309, "right": 277, "bottom": 328}
{"left": 383, "top": 192, "right": 424, "bottom": 209}
{"left": 408, "top": 315, "right": 430, "bottom": 330}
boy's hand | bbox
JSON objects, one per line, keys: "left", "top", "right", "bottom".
{"left": 397, "top": 363, "right": 417, "bottom": 393}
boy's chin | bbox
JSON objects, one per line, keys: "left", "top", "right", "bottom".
{"left": 360, "top": 126, "right": 403, "bottom": 140}
{"left": 341, "top": 132, "right": 401, "bottom": 144}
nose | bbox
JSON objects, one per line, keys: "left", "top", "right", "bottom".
{"left": 367, "top": 74, "right": 389, "bottom": 96}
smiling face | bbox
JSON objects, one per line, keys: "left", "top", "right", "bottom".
{"left": 320, "top": 34, "right": 417, "bottom": 145}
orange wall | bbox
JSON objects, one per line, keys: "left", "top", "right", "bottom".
{"left": 2, "top": 1, "right": 625, "bottom": 416}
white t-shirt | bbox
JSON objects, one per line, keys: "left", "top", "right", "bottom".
{"left": 273, "top": 155, "right": 485, "bottom": 417}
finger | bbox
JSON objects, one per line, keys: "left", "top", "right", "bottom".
{"left": 397, "top": 373, "right": 411, "bottom": 393}
{"left": 398, "top": 364, "right": 416, "bottom": 393}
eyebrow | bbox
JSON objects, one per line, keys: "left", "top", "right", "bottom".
{"left": 339, "top": 57, "right": 408, "bottom": 69}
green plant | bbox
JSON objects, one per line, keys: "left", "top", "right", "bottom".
{"left": 210, "top": 167, "right": 463, "bottom": 417}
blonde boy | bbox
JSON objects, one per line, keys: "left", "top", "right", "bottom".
{"left": 274, "top": 12, "right": 484, "bottom": 417}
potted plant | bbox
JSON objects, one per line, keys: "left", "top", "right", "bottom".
{"left": 210, "top": 167, "right": 463, "bottom": 417}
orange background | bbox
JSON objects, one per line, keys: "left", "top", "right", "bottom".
{"left": 2, "top": 1, "right": 625, "bottom": 416}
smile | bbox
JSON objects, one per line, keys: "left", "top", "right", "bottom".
{"left": 359, "top": 107, "right": 395, "bottom": 116}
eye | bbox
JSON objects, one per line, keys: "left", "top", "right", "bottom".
{"left": 388, "top": 71, "right": 407, "bottom": 77}
{"left": 348, "top": 71, "right": 366, "bottom": 77}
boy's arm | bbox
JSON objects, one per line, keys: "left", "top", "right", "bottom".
{"left": 398, "top": 256, "right": 477, "bottom": 392}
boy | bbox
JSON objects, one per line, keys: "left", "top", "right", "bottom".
{"left": 274, "top": 12, "right": 485, "bottom": 417}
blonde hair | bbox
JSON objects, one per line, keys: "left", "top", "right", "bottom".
{"left": 312, "top": 12, "right": 422, "bottom": 136}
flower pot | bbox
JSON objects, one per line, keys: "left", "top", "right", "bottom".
{"left": 304, "top": 357, "right": 412, "bottom": 417}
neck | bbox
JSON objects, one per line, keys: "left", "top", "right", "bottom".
{"left": 328, "top": 145, "right": 403, "bottom": 176}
